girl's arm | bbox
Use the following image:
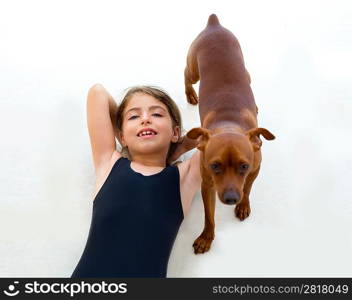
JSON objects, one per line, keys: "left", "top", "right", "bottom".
{"left": 187, "top": 149, "right": 202, "bottom": 189}
{"left": 86, "top": 83, "right": 120, "bottom": 173}
{"left": 107, "top": 92, "right": 120, "bottom": 142}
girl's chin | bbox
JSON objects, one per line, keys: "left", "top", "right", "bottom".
{"left": 133, "top": 142, "right": 169, "bottom": 151}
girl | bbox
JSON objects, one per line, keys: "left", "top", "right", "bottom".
{"left": 71, "top": 83, "right": 201, "bottom": 278}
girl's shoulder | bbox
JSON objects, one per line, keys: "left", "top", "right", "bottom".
{"left": 175, "top": 150, "right": 202, "bottom": 188}
{"left": 175, "top": 150, "right": 202, "bottom": 217}
{"left": 175, "top": 159, "right": 188, "bottom": 181}
{"left": 112, "top": 150, "right": 123, "bottom": 161}
{"left": 92, "top": 150, "right": 123, "bottom": 200}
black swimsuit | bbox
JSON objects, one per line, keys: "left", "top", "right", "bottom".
{"left": 71, "top": 156, "right": 184, "bottom": 278}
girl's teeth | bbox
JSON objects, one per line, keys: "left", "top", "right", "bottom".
{"left": 139, "top": 131, "right": 156, "bottom": 136}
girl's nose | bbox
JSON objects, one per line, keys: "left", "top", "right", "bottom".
{"left": 140, "top": 113, "right": 151, "bottom": 124}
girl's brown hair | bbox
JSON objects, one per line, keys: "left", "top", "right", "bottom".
{"left": 115, "top": 85, "right": 184, "bottom": 165}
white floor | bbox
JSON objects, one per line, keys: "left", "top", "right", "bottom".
{"left": 1, "top": 0, "right": 351, "bottom": 277}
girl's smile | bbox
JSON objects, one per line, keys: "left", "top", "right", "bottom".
{"left": 137, "top": 128, "right": 158, "bottom": 137}
{"left": 138, "top": 133, "right": 158, "bottom": 139}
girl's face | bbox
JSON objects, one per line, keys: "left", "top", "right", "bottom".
{"left": 120, "top": 93, "right": 180, "bottom": 157}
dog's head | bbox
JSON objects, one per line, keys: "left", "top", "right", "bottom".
{"left": 187, "top": 127, "right": 275, "bottom": 205}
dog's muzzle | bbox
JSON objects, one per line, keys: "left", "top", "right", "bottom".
{"left": 223, "top": 190, "right": 240, "bottom": 205}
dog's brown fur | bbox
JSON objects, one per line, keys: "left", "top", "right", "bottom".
{"left": 185, "top": 14, "right": 275, "bottom": 254}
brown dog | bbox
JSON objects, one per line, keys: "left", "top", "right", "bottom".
{"left": 184, "top": 14, "right": 275, "bottom": 254}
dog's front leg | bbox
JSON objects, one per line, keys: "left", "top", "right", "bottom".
{"left": 235, "top": 165, "right": 260, "bottom": 220}
{"left": 193, "top": 180, "right": 216, "bottom": 254}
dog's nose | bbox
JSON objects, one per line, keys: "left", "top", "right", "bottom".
{"left": 223, "top": 190, "right": 240, "bottom": 204}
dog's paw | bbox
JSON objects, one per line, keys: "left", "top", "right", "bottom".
{"left": 193, "top": 234, "right": 214, "bottom": 254}
{"left": 235, "top": 201, "right": 251, "bottom": 221}
{"left": 185, "top": 86, "right": 199, "bottom": 105}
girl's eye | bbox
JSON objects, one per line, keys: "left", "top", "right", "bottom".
{"left": 128, "top": 113, "right": 162, "bottom": 120}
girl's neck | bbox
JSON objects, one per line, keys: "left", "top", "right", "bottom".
{"left": 130, "top": 153, "right": 167, "bottom": 168}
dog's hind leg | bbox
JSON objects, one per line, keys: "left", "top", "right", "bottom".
{"left": 184, "top": 45, "right": 200, "bottom": 105}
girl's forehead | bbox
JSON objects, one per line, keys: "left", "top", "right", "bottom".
{"left": 125, "top": 93, "right": 168, "bottom": 111}
{"left": 123, "top": 93, "right": 169, "bottom": 115}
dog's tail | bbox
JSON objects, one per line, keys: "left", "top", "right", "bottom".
{"left": 207, "top": 14, "right": 220, "bottom": 26}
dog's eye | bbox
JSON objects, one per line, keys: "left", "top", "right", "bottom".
{"left": 240, "top": 163, "right": 249, "bottom": 170}
{"left": 239, "top": 163, "right": 249, "bottom": 172}
{"left": 210, "top": 162, "right": 221, "bottom": 172}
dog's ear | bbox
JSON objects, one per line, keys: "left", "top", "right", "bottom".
{"left": 246, "top": 128, "right": 275, "bottom": 152}
{"left": 186, "top": 127, "right": 211, "bottom": 152}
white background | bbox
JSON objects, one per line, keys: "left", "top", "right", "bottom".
{"left": 0, "top": 0, "right": 351, "bottom": 277}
